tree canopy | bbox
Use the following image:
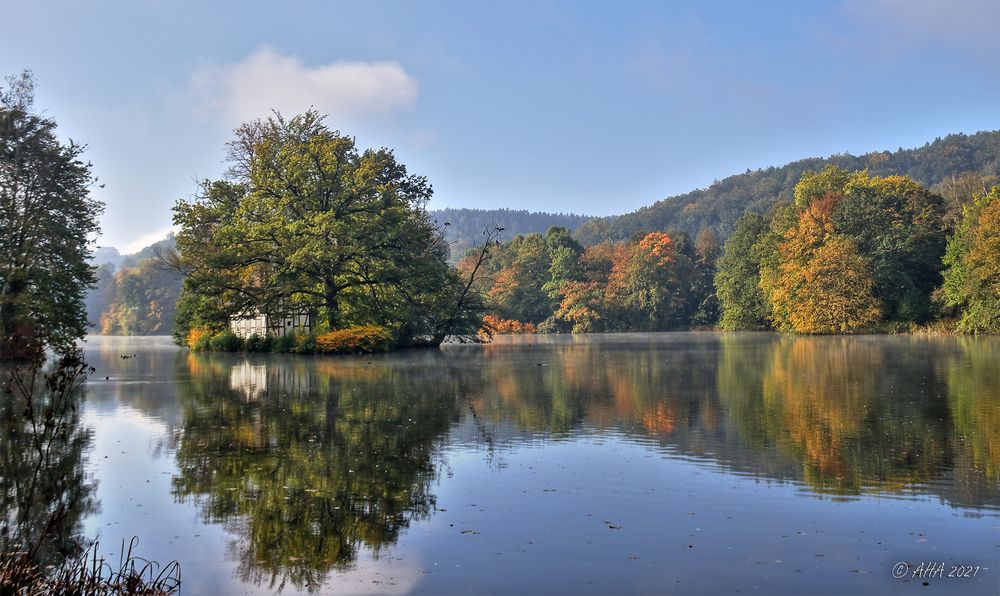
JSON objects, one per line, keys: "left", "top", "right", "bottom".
{"left": 172, "top": 110, "right": 484, "bottom": 346}
{"left": 0, "top": 71, "right": 102, "bottom": 355}
{"left": 471, "top": 226, "right": 717, "bottom": 333}
{"left": 719, "top": 168, "right": 957, "bottom": 333}
{"left": 941, "top": 186, "right": 1000, "bottom": 333}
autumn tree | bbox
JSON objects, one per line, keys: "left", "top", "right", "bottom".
{"left": 941, "top": 186, "right": 1000, "bottom": 333}
{"left": 547, "top": 241, "right": 631, "bottom": 332}
{"left": 0, "top": 71, "right": 102, "bottom": 355}
{"left": 767, "top": 194, "right": 880, "bottom": 333}
{"left": 755, "top": 203, "right": 799, "bottom": 329}
{"left": 99, "top": 259, "right": 183, "bottom": 335}
{"left": 485, "top": 233, "right": 554, "bottom": 324}
{"left": 785, "top": 236, "right": 882, "bottom": 334}
{"left": 608, "top": 232, "right": 694, "bottom": 330}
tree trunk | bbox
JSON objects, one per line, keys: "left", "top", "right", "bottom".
{"left": 324, "top": 280, "right": 339, "bottom": 330}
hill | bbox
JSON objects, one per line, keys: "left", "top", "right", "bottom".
{"left": 429, "top": 208, "right": 590, "bottom": 261}
{"left": 575, "top": 130, "right": 1000, "bottom": 244}
{"left": 85, "top": 235, "right": 183, "bottom": 335}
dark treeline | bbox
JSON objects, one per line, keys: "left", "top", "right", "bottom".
{"left": 430, "top": 207, "right": 590, "bottom": 262}
{"left": 575, "top": 130, "right": 1000, "bottom": 244}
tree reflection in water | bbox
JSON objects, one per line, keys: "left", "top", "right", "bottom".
{"left": 472, "top": 335, "right": 997, "bottom": 505}
{"left": 171, "top": 353, "right": 472, "bottom": 592}
{"left": 945, "top": 337, "right": 1000, "bottom": 504}
{"left": 0, "top": 352, "right": 98, "bottom": 569}
{"left": 170, "top": 335, "right": 998, "bottom": 591}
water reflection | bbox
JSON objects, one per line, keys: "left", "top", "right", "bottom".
{"left": 945, "top": 337, "right": 1000, "bottom": 504}
{"left": 728, "top": 336, "right": 954, "bottom": 495}
{"left": 170, "top": 354, "right": 472, "bottom": 591}
{"left": 0, "top": 357, "right": 98, "bottom": 567}
{"left": 154, "top": 333, "right": 998, "bottom": 591}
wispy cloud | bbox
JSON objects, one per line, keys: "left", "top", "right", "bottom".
{"left": 189, "top": 47, "right": 419, "bottom": 126}
{"left": 842, "top": 0, "right": 999, "bottom": 50}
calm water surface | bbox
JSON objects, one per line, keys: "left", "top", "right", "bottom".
{"left": 21, "top": 334, "right": 1000, "bottom": 593}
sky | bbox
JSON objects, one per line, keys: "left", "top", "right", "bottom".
{"left": 2, "top": 0, "right": 998, "bottom": 252}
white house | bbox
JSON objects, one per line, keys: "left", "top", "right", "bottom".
{"left": 229, "top": 305, "right": 311, "bottom": 338}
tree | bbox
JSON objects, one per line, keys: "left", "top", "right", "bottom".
{"left": 690, "top": 228, "right": 721, "bottom": 325}
{"left": 608, "top": 232, "right": 694, "bottom": 330}
{"left": 833, "top": 172, "right": 947, "bottom": 322}
{"left": 767, "top": 193, "right": 880, "bottom": 333}
{"left": 173, "top": 110, "right": 480, "bottom": 345}
{"left": 485, "top": 233, "right": 554, "bottom": 324}
{"left": 770, "top": 192, "right": 881, "bottom": 333}
{"left": 98, "top": 259, "right": 183, "bottom": 335}
{"left": 542, "top": 226, "right": 584, "bottom": 299}
{"left": 941, "top": 186, "right": 1000, "bottom": 333}
{"left": 785, "top": 236, "right": 882, "bottom": 334}
{"left": 794, "top": 165, "right": 853, "bottom": 208}
{"left": 715, "top": 213, "right": 771, "bottom": 330}
{"left": 0, "top": 71, "right": 102, "bottom": 355}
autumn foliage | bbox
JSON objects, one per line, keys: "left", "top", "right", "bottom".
{"left": 186, "top": 326, "right": 211, "bottom": 350}
{"left": 475, "top": 227, "right": 717, "bottom": 334}
{"left": 480, "top": 315, "right": 537, "bottom": 335}
{"left": 315, "top": 325, "right": 394, "bottom": 354}
{"left": 718, "top": 167, "right": 965, "bottom": 334}
{"left": 766, "top": 193, "right": 881, "bottom": 333}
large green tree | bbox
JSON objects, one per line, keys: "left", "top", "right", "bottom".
{"left": 0, "top": 72, "right": 102, "bottom": 355}
{"left": 833, "top": 172, "right": 947, "bottom": 322}
{"left": 941, "top": 186, "right": 1000, "bottom": 333}
{"left": 715, "top": 213, "right": 771, "bottom": 330}
{"left": 173, "top": 110, "right": 481, "bottom": 345}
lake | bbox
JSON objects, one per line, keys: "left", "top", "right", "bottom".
{"left": 8, "top": 333, "right": 999, "bottom": 594}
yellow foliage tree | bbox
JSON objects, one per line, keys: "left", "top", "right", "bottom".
{"left": 768, "top": 193, "right": 881, "bottom": 333}
{"left": 787, "top": 237, "right": 882, "bottom": 333}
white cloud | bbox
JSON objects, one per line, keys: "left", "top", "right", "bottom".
{"left": 190, "top": 47, "right": 419, "bottom": 126}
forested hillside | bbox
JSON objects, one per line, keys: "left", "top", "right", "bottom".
{"left": 86, "top": 131, "right": 999, "bottom": 336}
{"left": 86, "top": 236, "right": 182, "bottom": 335}
{"left": 576, "top": 131, "right": 1000, "bottom": 244}
{"left": 429, "top": 208, "right": 590, "bottom": 260}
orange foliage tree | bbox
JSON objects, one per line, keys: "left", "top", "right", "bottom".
{"left": 767, "top": 193, "right": 880, "bottom": 333}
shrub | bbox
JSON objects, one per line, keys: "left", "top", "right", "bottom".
{"left": 315, "top": 325, "right": 393, "bottom": 354}
{"left": 194, "top": 333, "right": 212, "bottom": 351}
{"left": 208, "top": 331, "right": 243, "bottom": 352}
{"left": 186, "top": 326, "right": 211, "bottom": 351}
{"left": 292, "top": 333, "right": 317, "bottom": 354}
{"left": 245, "top": 334, "right": 272, "bottom": 352}
{"left": 271, "top": 333, "right": 295, "bottom": 353}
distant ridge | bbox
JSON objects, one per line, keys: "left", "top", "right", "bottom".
{"left": 429, "top": 207, "right": 591, "bottom": 261}
{"left": 575, "top": 130, "right": 1000, "bottom": 245}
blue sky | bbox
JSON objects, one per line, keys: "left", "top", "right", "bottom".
{"left": 3, "top": 0, "right": 998, "bottom": 251}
